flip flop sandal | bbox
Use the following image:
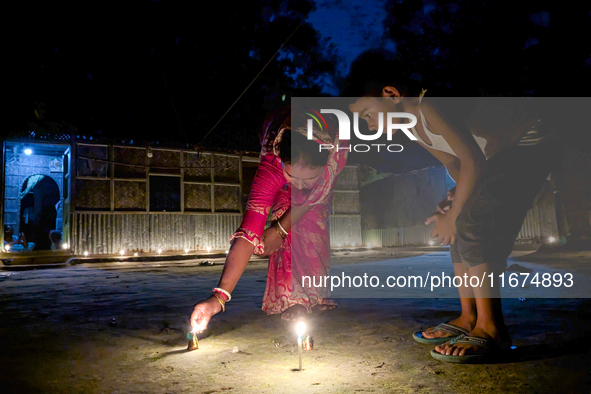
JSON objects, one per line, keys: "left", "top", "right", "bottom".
{"left": 412, "top": 322, "right": 470, "bottom": 345}
{"left": 429, "top": 335, "right": 508, "bottom": 364}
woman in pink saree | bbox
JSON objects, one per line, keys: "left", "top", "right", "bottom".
{"left": 190, "top": 107, "right": 348, "bottom": 330}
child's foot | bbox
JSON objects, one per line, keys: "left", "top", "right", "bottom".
{"left": 281, "top": 305, "right": 307, "bottom": 321}
{"left": 422, "top": 316, "right": 474, "bottom": 340}
{"left": 434, "top": 325, "right": 511, "bottom": 356}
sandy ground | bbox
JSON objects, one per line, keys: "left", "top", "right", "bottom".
{"left": 1, "top": 247, "right": 590, "bottom": 393}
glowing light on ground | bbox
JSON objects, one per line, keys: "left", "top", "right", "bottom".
{"left": 296, "top": 321, "right": 306, "bottom": 371}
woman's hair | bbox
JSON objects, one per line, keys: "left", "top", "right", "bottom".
{"left": 278, "top": 130, "right": 329, "bottom": 168}
{"left": 342, "top": 49, "right": 421, "bottom": 99}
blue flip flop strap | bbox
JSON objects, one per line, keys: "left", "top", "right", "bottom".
{"left": 449, "top": 335, "right": 491, "bottom": 350}
{"left": 431, "top": 323, "right": 470, "bottom": 337}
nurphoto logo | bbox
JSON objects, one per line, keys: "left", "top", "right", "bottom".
{"left": 306, "top": 109, "right": 418, "bottom": 153}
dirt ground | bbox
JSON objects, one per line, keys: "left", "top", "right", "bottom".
{"left": 1, "top": 247, "right": 590, "bottom": 393}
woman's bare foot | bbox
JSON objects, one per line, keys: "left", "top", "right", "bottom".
{"left": 312, "top": 304, "right": 337, "bottom": 313}
{"left": 281, "top": 305, "right": 308, "bottom": 321}
{"left": 421, "top": 316, "right": 475, "bottom": 340}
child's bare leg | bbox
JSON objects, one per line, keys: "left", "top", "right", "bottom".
{"left": 435, "top": 262, "right": 511, "bottom": 356}
{"left": 422, "top": 262, "right": 476, "bottom": 339}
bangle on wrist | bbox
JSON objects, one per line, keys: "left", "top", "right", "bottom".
{"left": 275, "top": 221, "right": 288, "bottom": 238}
{"left": 212, "top": 293, "right": 225, "bottom": 313}
{"left": 274, "top": 224, "right": 286, "bottom": 240}
{"left": 212, "top": 287, "right": 231, "bottom": 302}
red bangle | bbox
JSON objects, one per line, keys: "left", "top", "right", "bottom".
{"left": 212, "top": 288, "right": 230, "bottom": 302}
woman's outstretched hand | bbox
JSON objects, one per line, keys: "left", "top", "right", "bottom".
{"left": 190, "top": 296, "right": 223, "bottom": 333}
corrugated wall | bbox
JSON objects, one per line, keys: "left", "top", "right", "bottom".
{"left": 361, "top": 166, "right": 559, "bottom": 246}
{"left": 330, "top": 215, "right": 363, "bottom": 247}
{"left": 517, "top": 182, "right": 559, "bottom": 240}
{"left": 362, "top": 225, "right": 434, "bottom": 247}
{"left": 71, "top": 212, "right": 363, "bottom": 254}
{"left": 71, "top": 213, "right": 242, "bottom": 254}
{"left": 329, "top": 165, "right": 363, "bottom": 247}
{"left": 361, "top": 166, "right": 448, "bottom": 232}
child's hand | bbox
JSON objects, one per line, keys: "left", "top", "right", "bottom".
{"left": 425, "top": 213, "right": 457, "bottom": 245}
{"left": 436, "top": 199, "right": 452, "bottom": 214}
{"left": 436, "top": 187, "right": 456, "bottom": 214}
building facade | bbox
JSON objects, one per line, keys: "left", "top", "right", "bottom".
{"left": 1, "top": 135, "right": 362, "bottom": 256}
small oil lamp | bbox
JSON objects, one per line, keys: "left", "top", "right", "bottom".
{"left": 188, "top": 331, "right": 199, "bottom": 351}
{"left": 303, "top": 335, "right": 313, "bottom": 351}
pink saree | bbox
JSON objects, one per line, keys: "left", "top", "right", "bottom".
{"left": 230, "top": 107, "right": 348, "bottom": 314}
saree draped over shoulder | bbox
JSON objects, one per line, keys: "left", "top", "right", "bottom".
{"left": 230, "top": 107, "right": 348, "bottom": 314}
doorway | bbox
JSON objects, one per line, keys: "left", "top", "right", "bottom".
{"left": 2, "top": 142, "right": 70, "bottom": 251}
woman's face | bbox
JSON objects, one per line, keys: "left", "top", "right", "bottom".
{"left": 282, "top": 161, "right": 322, "bottom": 189}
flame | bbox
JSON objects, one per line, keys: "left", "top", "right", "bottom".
{"left": 188, "top": 332, "right": 199, "bottom": 351}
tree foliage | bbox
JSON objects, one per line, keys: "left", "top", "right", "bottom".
{"left": 7, "top": 0, "right": 340, "bottom": 150}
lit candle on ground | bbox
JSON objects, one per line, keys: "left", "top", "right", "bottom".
{"left": 188, "top": 331, "right": 199, "bottom": 351}
{"left": 296, "top": 321, "right": 306, "bottom": 371}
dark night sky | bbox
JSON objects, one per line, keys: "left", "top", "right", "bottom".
{"left": 6, "top": 0, "right": 591, "bottom": 165}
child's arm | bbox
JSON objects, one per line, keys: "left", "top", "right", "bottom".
{"left": 419, "top": 99, "right": 486, "bottom": 244}
{"left": 422, "top": 145, "right": 460, "bottom": 182}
